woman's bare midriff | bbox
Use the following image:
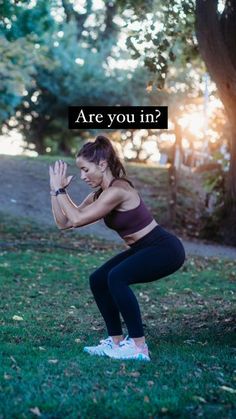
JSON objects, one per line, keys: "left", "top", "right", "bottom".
{"left": 123, "top": 220, "right": 158, "bottom": 246}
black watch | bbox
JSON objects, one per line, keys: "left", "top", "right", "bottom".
{"left": 55, "top": 188, "right": 66, "bottom": 196}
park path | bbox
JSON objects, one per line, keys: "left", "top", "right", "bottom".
{"left": 0, "top": 155, "right": 235, "bottom": 260}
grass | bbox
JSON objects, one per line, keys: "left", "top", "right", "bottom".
{"left": 0, "top": 216, "right": 235, "bottom": 418}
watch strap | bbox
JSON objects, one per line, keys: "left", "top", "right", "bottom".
{"left": 55, "top": 188, "right": 67, "bottom": 196}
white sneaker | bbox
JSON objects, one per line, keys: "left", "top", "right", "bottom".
{"left": 103, "top": 335, "right": 150, "bottom": 361}
{"left": 83, "top": 336, "right": 119, "bottom": 357}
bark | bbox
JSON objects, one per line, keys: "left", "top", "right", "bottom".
{"left": 168, "top": 164, "right": 177, "bottom": 226}
{"left": 33, "top": 136, "right": 46, "bottom": 155}
{"left": 59, "top": 139, "right": 71, "bottom": 156}
{"left": 195, "top": 0, "right": 236, "bottom": 206}
{"left": 168, "top": 118, "right": 182, "bottom": 227}
{"left": 30, "top": 116, "right": 50, "bottom": 154}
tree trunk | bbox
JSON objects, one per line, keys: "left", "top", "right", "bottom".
{"left": 30, "top": 116, "right": 49, "bottom": 155}
{"left": 173, "top": 118, "right": 183, "bottom": 170}
{"left": 59, "top": 139, "right": 71, "bottom": 156}
{"left": 168, "top": 118, "right": 183, "bottom": 227}
{"left": 195, "top": 0, "right": 236, "bottom": 206}
{"left": 33, "top": 136, "right": 46, "bottom": 155}
{"left": 168, "top": 163, "right": 177, "bottom": 227}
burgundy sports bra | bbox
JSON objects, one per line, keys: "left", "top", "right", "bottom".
{"left": 103, "top": 178, "right": 154, "bottom": 238}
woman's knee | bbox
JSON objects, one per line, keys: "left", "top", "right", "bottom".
{"left": 89, "top": 270, "right": 100, "bottom": 291}
{"left": 107, "top": 267, "right": 125, "bottom": 291}
{"left": 89, "top": 268, "right": 107, "bottom": 291}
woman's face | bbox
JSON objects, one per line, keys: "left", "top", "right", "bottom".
{"left": 76, "top": 156, "right": 103, "bottom": 188}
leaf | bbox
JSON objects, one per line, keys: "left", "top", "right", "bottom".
{"left": 74, "top": 338, "right": 81, "bottom": 343}
{"left": 147, "top": 380, "right": 154, "bottom": 386}
{"left": 144, "top": 395, "right": 150, "bottom": 403}
{"left": 91, "top": 326, "right": 103, "bottom": 330}
{"left": 29, "top": 407, "right": 42, "bottom": 416}
{"left": 219, "top": 386, "right": 236, "bottom": 394}
{"left": 193, "top": 396, "right": 207, "bottom": 403}
{"left": 12, "top": 315, "right": 24, "bottom": 321}
{"left": 48, "top": 359, "right": 58, "bottom": 364}
{"left": 129, "top": 371, "right": 140, "bottom": 377}
{"left": 4, "top": 373, "right": 12, "bottom": 380}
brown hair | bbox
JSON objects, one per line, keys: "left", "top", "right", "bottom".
{"left": 76, "top": 135, "right": 134, "bottom": 200}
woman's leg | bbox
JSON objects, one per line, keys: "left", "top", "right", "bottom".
{"left": 89, "top": 247, "right": 134, "bottom": 339}
{"left": 107, "top": 240, "right": 185, "bottom": 341}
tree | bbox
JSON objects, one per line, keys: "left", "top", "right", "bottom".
{"left": 195, "top": 0, "right": 236, "bottom": 208}
{"left": 115, "top": 0, "right": 236, "bottom": 240}
{"left": 1, "top": 1, "right": 157, "bottom": 154}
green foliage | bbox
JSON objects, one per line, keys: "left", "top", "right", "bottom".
{"left": 0, "top": 35, "right": 35, "bottom": 122}
{"left": 1, "top": 1, "right": 158, "bottom": 154}
{"left": 122, "top": 0, "right": 199, "bottom": 90}
{"left": 15, "top": 19, "right": 155, "bottom": 154}
{"left": 0, "top": 0, "right": 56, "bottom": 125}
{"left": 0, "top": 0, "right": 55, "bottom": 40}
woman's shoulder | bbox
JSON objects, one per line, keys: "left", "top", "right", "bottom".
{"left": 108, "top": 178, "right": 140, "bottom": 210}
{"left": 110, "top": 178, "right": 134, "bottom": 190}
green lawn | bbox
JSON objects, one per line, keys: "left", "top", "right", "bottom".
{"left": 0, "top": 220, "right": 235, "bottom": 418}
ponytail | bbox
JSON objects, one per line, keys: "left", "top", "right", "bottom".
{"left": 76, "top": 135, "right": 134, "bottom": 200}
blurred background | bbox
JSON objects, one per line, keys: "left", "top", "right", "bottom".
{"left": 0, "top": 0, "right": 235, "bottom": 245}
{"left": 1, "top": 4, "right": 236, "bottom": 417}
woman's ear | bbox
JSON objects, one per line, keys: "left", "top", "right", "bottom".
{"left": 99, "top": 160, "right": 108, "bottom": 173}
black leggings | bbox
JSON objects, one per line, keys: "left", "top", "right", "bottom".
{"left": 89, "top": 225, "right": 186, "bottom": 338}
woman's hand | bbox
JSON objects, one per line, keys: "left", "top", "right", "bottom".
{"left": 49, "top": 160, "right": 74, "bottom": 191}
{"left": 49, "top": 165, "right": 56, "bottom": 191}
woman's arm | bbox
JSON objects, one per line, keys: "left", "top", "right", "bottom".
{"left": 51, "top": 195, "right": 73, "bottom": 230}
{"left": 57, "top": 187, "right": 123, "bottom": 228}
{"left": 51, "top": 191, "right": 96, "bottom": 230}
{"left": 50, "top": 159, "right": 123, "bottom": 228}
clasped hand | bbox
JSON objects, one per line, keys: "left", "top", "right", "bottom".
{"left": 49, "top": 160, "right": 74, "bottom": 191}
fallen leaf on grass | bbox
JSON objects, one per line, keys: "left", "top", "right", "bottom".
{"left": 29, "top": 407, "right": 41, "bottom": 416}
{"left": 184, "top": 339, "right": 196, "bottom": 345}
{"left": 219, "top": 386, "right": 236, "bottom": 394}
{"left": 161, "top": 407, "right": 168, "bottom": 413}
{"left": 4, "top": 373, "right": 12, "bottom": 380}
{"left": 223, "top": 317, "right": 234, "bottom": 323}
{"left": 144, "top": 396, "right": 150, "bottom": 403}
{"left": 74, "top": 338, "right": 81, "bottom": 343}
{"left": 129, "top": 371, "right": 140, "bottom": 377}
{"left": 12, "top": 315, "right": 24, "bottom": 321}
{"left": 39, "top": 347, "right": 46, "bottom": 351}
{"left": 193, "top": 396, "right": 207, "bottom": 403}
{"left": 147, "top": 380, "right": 154, "bottom": 386}
{"left": 48, "top": 359, "right": 58, "bottom": 364}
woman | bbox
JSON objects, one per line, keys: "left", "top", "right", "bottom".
{"left": 49, "top": 135, "right": 185, "bottom": 362}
